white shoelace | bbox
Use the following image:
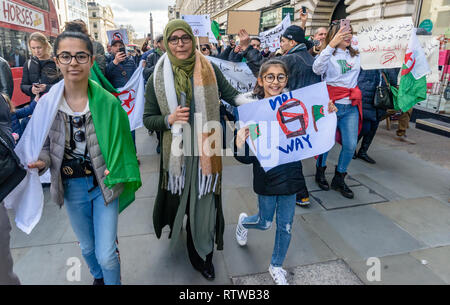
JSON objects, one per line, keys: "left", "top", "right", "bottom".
{"left": 236, "top": 222, "right": 247, "bottom": 240}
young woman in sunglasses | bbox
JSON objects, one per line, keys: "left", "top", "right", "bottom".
{"left": 28, "top": 30, "right": 140, "bottom": 285}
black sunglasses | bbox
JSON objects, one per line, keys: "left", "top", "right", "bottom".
{"left": 70, "top": 116, "right": 86, "bottom": 149}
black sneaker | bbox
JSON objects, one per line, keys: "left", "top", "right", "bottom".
{"left": 93, "top": 278, "right": 104, "bottom": 285}
{"left": 296, "top": 190, "right": 310, "bottom": 207}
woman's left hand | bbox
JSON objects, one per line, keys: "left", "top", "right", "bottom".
{"left": 328, "top": 100, "right": 338, "bottom": 113}
{"left": 38, "top": 84, "right": 47, "bottom": 92}
{"left": 104, "top": 169, "right": 110, "bottom": 176}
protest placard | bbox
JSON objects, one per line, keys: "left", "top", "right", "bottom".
{"left": 107, "top": 29, "right": 129, "bottom": 45}
{"left": 181, "top": 14, "right": 217, "bottom": 43}
{"left": 358, "top": 17, "right": 414, "bottom": 70}
{"left": 207, "top": 56, "right": 256, "bottom": 93}
{"left": 418, "top": 35, "right": 440, "bottom": 83}
{"left": 237, "top": 82, "right": 337, "bottom": 171}
{"left": 259, "top": 15, "right": 291, "bottom": 52}
{"left": 227, "top": 11, "right": 261, "bottom": 35}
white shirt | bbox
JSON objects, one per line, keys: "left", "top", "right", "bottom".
{"left": 313, "top": 45, "right": 360, "bottom": 104}
{"left": 59, "top": 97, "right": 90, "bottom": 158}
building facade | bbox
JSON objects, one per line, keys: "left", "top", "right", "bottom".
{"left": 87, "top": 1, "right": 115, "bottom": 48}
{"left": 52, "top": 0, "right": 69, "bottom": 31}
{"left": 67, "top": 0, "right": 90, "bottom": 30}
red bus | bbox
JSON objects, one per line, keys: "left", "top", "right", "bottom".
{"left": 0, "top": 0, "right": 59, "bottom": 106}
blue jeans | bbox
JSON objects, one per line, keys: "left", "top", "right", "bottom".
{"left": 63, "top": 176, "right": 121, "bottom": 285}
{"left": 317, "top": 104, "right": 359, "bottom": 173}
{"left": 242, "top": 194, "right": 296, "bottom": 267}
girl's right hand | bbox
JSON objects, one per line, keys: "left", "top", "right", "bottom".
{"left": 236, "top": 126, "right": 250, "bottom": 149}
{"left": 329, "top": 28, "right": 352, "bottom": 49}
{"left": 31, "top": 86, "right": 41, "bottom": 95}
{"left": 28, "top": 160, "right": 46, "bottom": 170}
{"left": 168, "top": 106, "right": 190, "bottom": 126}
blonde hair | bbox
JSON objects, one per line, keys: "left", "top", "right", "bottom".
{"left": 29, "top": 32, "right": 52, "bottom": 57}
{"left": 1, "top": 93, "right": 15, "bottom": 112}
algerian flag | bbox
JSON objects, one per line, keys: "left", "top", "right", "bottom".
{"left": 312, "top": 105, "right": 325, "bottom": 132}
{"left": 211, "top": 20, "right": 221, "bottom": 40}
{"left": 90, "top": 60, "right": 146, "bottom": 131}
{"left": 4, "top": 80, "right": 141, "bottom": 234}
{"left": 248, "top": 123, "right": 260, "bottom": 151}
{"left": 392, "top": 28, "right": 430, "bottom": 112}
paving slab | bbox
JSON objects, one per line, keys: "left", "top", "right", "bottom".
{"left": 135, "top": 172, "right": 160, "bottom": 199}
{"left": 117, "top": 197, "right": 160, "bottom": 237}
{"left": 232, "top": 259, "right": 363, "bottom": 285}
{"left": 9, "top": 199, "right": 69, "bottom": 249}
{"left": 301, "top": 206, "right": 426, "bottom": 261}
{"left": 222, "top": 164, "right": 253, "bottom": 189}
{"left": 118, "top": 233, "right": 232, "bottom": 285}
{"left": 222, "top": 215, "right": 337, "bottom": 277}
{"left": 222, "top": 188, "right": 258, "bottom": 225}
{"left": 305, "top": 174, "right": 360, "bottom": 192}
{"left": 294, "top": 197, "right": 327, "bottom": 216}
{"left": 311, "top": 185, "right": 387, "bottom": 210}
{"left": 137, "top": 154, "right": 160, "bottom": 174}
{"left": 431, "top": 194, "right": 450, "bottom": 208}
{"left": 350, "top": 173, "right": 405, "bottom": 202}
{"left": 11, "top": 243, "right": 92, "bottom": 285}
{"left": 410, "top": 246, "right": 450, "bottom": 284}
{"left": 346, "top": 254, "right": 446, "bottom": 285}
{"left": 374, "top": 197, "right": 450, "bottom": 248}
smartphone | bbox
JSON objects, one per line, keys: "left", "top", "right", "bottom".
{"left": 340, "top": 19, "right": 351, "bottom": 32}
{"left": 301, "top": 6, "right": 307, "bottom": 14}
{"left": 33, "top": 82, "right": 40, "bottom": 87}
{"left": 119, "top": 47, "right": 126, "bottom": 54}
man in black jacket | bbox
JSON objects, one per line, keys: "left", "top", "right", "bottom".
{"left": 0, "top": 56, "right": 14, "bottom": 99}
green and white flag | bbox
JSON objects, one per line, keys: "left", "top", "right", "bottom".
{"left": 392, "top": 28, "right": 430, "bottom": 112}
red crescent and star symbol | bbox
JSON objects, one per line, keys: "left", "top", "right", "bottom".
{"left": 114, "top": 89, "right": 136, "bottom": 115}
{"left": 402, "top": 51, "right": 416, "bottom": 76}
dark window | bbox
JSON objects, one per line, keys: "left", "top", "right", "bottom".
{"left": 22, "top": 0, "right": 50, "bottom": 11}
{"left": 0, "top": 28, "right": 32, "bottom": 67}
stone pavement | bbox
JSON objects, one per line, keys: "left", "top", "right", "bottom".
{"left": 6, "top": 121, "right": 450, "bottom": 285}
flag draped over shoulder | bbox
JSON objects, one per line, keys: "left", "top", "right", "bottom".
{"left": 88, "top": 79, "right": 142, "bottom": 212}
{"left": 90, "top": 61, "right": 118, "bottom": 94}
{"left": 392, "top": 28, "right": 430, "bottom": 112}
{"left": 4, "top": 79, "right": 141, "bottom": 234}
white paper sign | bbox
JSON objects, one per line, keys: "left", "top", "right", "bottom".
{"left": 358, "top": 17, "right": 414, "bottom": 70}
{"left": 107, "top": 29, "right": 129, "bottom": 45}
{"left": 259, "top": 15, "right": 291, "bottom": 52}
{"left": 207, "top": 56, "right": 256, "bottom": 93}
{"left": 418, "top": 36, "right": 440, "bottom": 83}
{"left": 182, "top": 15, "right": 212, "bottom": 38}
{"left": 237, "top": 82, "right": 337, "bottom": 171}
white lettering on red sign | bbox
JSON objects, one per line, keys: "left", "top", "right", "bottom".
{"left": 0, "top": 0, "right": 45, "bottom": 31}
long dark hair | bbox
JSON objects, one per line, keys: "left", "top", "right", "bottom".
{"left": 253, "top": 59, "right": 288, "bottom": 98}
{"left": 321, "top": 23, "right": 359, "bottom": 57}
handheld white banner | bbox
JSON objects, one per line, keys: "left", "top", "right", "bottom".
{"left": 207, "top": 56, "right": 256, "bottom": 93}
{"left": 358, "top": 17, "right": 414, "bottom": 70}
{"left": 259, "top": 16, "right": 291, "bottom": 52}
{"left": 237, "top": 82, "right": 336, "bottom": 171}
{"left": 182, "top": 14, "right": 217, "bottom": 43}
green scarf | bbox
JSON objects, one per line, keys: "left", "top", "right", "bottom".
{"left": 163, "top": 19, "right": 197, "bottom": 103}
{"left": 87, "top": 79, "right": 142, "bottom": 212}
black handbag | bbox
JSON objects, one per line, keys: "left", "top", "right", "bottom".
{"left": 374, "top": 72, "right": 394, "bottom": 110}
{"left": 0, "top": 129, "right": 26, "bottom": 202}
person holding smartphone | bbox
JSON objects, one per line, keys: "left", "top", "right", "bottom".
{"left": 21, "top": 32, "right": 60, "bottom": 103}
{"left": 312, "top": 20, "right": 362, "bottom": 199}
{"left": 105, "top": 37, "right": 138, "bottom": 89}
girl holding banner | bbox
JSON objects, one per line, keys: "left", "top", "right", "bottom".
{"left": 234, "top": 60, "right": 337, "bottom": 285}
{"left": 312, "top": 21, "right": 362, "bottom": 199}
{"left": 26, "top": 30, "right": 141, "bottom": 285}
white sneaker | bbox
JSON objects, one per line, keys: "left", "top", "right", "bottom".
{"left": 269, "top": 265, "right": 289, "bottom": 285}
{"left": 236, "top": 213, "right": 248, "bottom": 246}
